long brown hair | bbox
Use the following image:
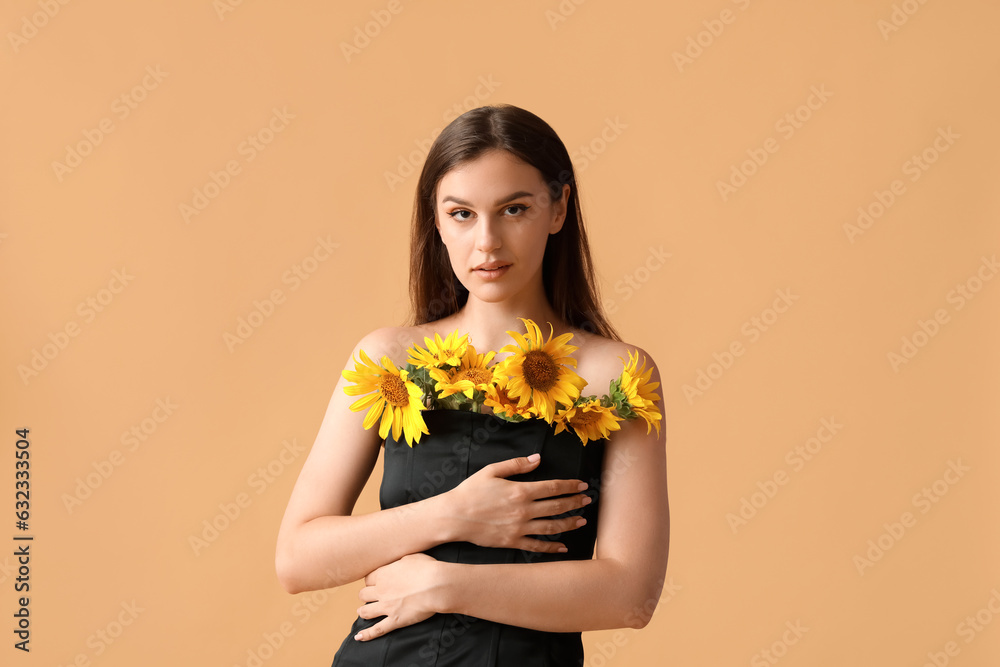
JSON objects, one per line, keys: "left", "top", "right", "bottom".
{"left": 407, "top": 104, "right": 621, "bottom": 341}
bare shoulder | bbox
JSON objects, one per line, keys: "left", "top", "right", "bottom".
{"left": 348, "top": 321, "right": 661, "bottom": 395}
{"left": 348, "top": 322, "right": 448, "bottom": 369}
{"left": 348, "top": 326, "right": 415, "bottom": 369}
{"left": 569, "top": 328, "right": 660, "bottom": 396}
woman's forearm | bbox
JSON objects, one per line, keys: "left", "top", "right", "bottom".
{"left": 276, "top": 493, "right": 454, "bottom": 594}
{"left": 349, "top": 388, "right": 669, "bottom": 642}
{"left": 277, "top": 453, "right": 592, "bottom": 595}
{"left": 435, "top": 557, "right": 663, "bottom": 632}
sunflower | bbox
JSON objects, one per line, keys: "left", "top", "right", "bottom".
{"left": 616, "top": 350, "right": 663, "bottom": 436}
{"left": 554, "top": 399, "right": 623, "bottom": 445}
{"left": 497, "top": 318, "right": 587, "bottom": 423}
{"left": 428, "top": 344, "right": 500, "bottom": 400}
{"left": 482, "top": 375, "right": 538, "bottom": 421}
{"left": 406, "top": 329, "right": 469, "bottom": 369}
{"left": 341, "top": 349, "right": 429, "bottom": 447}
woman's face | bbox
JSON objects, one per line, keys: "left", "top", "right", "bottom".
{"left": 434, "top": 149, "right": 570, "bottom": 304}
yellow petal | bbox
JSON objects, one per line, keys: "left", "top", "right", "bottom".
{"left": 378, "top": 405, "right": 393, "bottom": 439}
{"left": 351, "top": 392, "right": 382, "bottom": 412}
{"left": 390, "top": 407, "right": 403, "bottom": 441}
{"left": 363, "top": 402, "right": 383, "bottom": 430}
{"left": 358, "top": 348, "right": 377, "bottom": 368}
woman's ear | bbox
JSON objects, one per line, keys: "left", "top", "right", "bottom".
{"left": 549, "top": 183, "right": 571, "bottom": 234}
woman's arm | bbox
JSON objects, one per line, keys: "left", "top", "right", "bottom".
{"left": 354, "top": 352, "right": 670, "bottom": 637}
{"left": 275, "top": 329, "right": 592, "bottom": 594}
{"left": 273, "top": 348, "right": 446, "bottom": 594}
{"left": 440, "top": 408, "right": 669, "bottom": 630}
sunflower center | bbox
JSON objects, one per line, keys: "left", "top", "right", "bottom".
{"left": 379, "top": 375, "right": 410, "bottom": 407}
{"left": 458, "top": 367, "right": 492, "bottom": 386}
{"left": 570, "top": 409, "right": 602, "bottom": 427}
{"left": 492, "top": 385, "right": 513, "bottom": 403}
{"left": 522, "top": 350, "right": 558, "bottom": 391}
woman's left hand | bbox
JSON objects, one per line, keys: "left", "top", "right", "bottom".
{"left": 354, "top": 553, "right": 443, "bottom": 641}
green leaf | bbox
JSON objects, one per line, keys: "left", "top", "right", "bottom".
{"left": 492, "top": 411, "right": 527, "bottom": 423}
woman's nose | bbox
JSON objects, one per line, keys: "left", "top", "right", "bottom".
{"left": 475, "top": 216, "right": 502, "bottom": 252}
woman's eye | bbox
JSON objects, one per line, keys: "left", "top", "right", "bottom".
{"left": 504, "top": 204, "right": 529, "bottom": 216}
{"left": 447, "top": 210, "right": 472, "bottom": 221}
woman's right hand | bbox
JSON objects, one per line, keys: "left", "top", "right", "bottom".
{"left": 442, "top": 453, "right": 592, "bottom": 553}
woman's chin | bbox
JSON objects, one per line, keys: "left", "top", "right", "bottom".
{"left": 465, "top": 286, "right": 522, "bottom": 305}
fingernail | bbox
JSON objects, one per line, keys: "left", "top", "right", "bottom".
{"left": 576, "top": 518, "right": 587, "bottom": 527}
{"left": 354, "top": 632, "right": 363, "bottom": 641}
{"left": 557, "top": 546, "right": 568, "bottom": 553}
{"left": 527, "top": 453, "right": 540, "bottom": 462}
{"left": 582, "top": 496, "right": 592, "bottom": 505}
{"left": 577, "top": 482, "right": 588, "bottom": 491}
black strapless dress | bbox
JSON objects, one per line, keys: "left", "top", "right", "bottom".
{"left": 330, "top": 409, "right": 606, "bottom": 667}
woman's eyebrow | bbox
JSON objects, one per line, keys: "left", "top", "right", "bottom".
{"left": 441, "top": 191, "right": 535, "bottom": 207}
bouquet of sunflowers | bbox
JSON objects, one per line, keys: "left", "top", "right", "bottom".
{"left": 342, "top": 318, "right": 662, "bottom": 447}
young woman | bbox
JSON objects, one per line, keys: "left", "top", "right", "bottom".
{"left": 275, "top": 104, "right": 669, "bottom": 666}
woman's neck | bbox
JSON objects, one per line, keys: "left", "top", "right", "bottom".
{"left": 449, "top": 295, "right": 568, "bottom": 356}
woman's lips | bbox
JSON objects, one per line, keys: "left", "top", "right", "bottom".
{"left": 474, "top": 264, "right": 511, "bottom": 279}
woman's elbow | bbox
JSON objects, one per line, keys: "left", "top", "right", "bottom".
{"left": 274, "top": 536, "right": 316, "bottom": 595}
{"left": 275, "top": 542, "right": 351, "bottom": 594}
{"left": 624, "top": 608, "right": 652, "bottom": 630}
{"left": 619, "top": 575, "right": 667, "bottom": 629}
{"left": 274, "top": 546, "right": 304, "bottom": 595}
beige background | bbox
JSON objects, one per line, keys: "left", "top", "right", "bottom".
{"left": 2, "top": 0, "right": 999, "bottom": 664}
